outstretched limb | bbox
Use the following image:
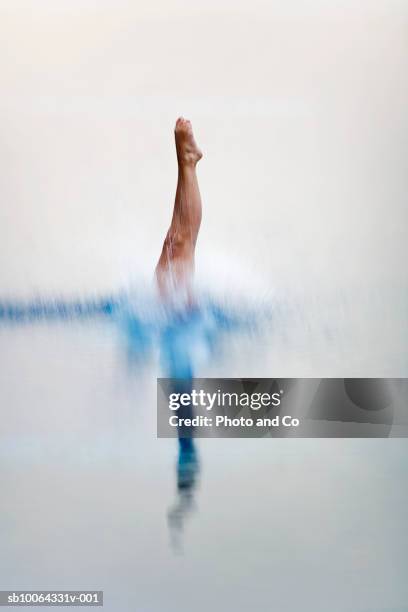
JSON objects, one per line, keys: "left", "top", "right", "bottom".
{"left": 155, "top": 117, "right": 203, "bottom": 301}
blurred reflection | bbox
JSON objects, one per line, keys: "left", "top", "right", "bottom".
{"left": 125, "top": 299, "right": 249, "bottom": 549}
{"left": 159, "top": 313, "right": 203, "bottom": 552}
{"left": 167, "top": 436, "right": 199, "bottom": 554}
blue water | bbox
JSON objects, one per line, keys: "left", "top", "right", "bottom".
{"left": 0, "top": 290, "right": 263, "bottom": 375}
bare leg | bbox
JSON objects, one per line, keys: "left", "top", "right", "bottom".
{"left": 155, "top": 118, "right": 203, "bottom": 302}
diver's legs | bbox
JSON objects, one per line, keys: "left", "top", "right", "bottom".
{"left": 155, "top": 118, "right": 203, "bottom": 298}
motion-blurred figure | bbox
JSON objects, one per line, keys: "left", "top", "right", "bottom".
{"left": 155, "top": 118, "right": 203, "bottom": 547}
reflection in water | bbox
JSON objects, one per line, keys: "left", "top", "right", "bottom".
{"left": 158, "top": 307, "right": 231, "bottom": 551}
{"left": 167, "top": 437, "right": 200, "bottom": 553}
{"left": 165, "top": 378, "right": 200, "bottom": 552}
{"left": 122, "top": 295, "right": 253, "bottom": 542}
{"left": 124, "top": 297, "right": 256, "bottom": 549}
{"left": 121, "top": 295, "right": 255, "bottom": 549}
